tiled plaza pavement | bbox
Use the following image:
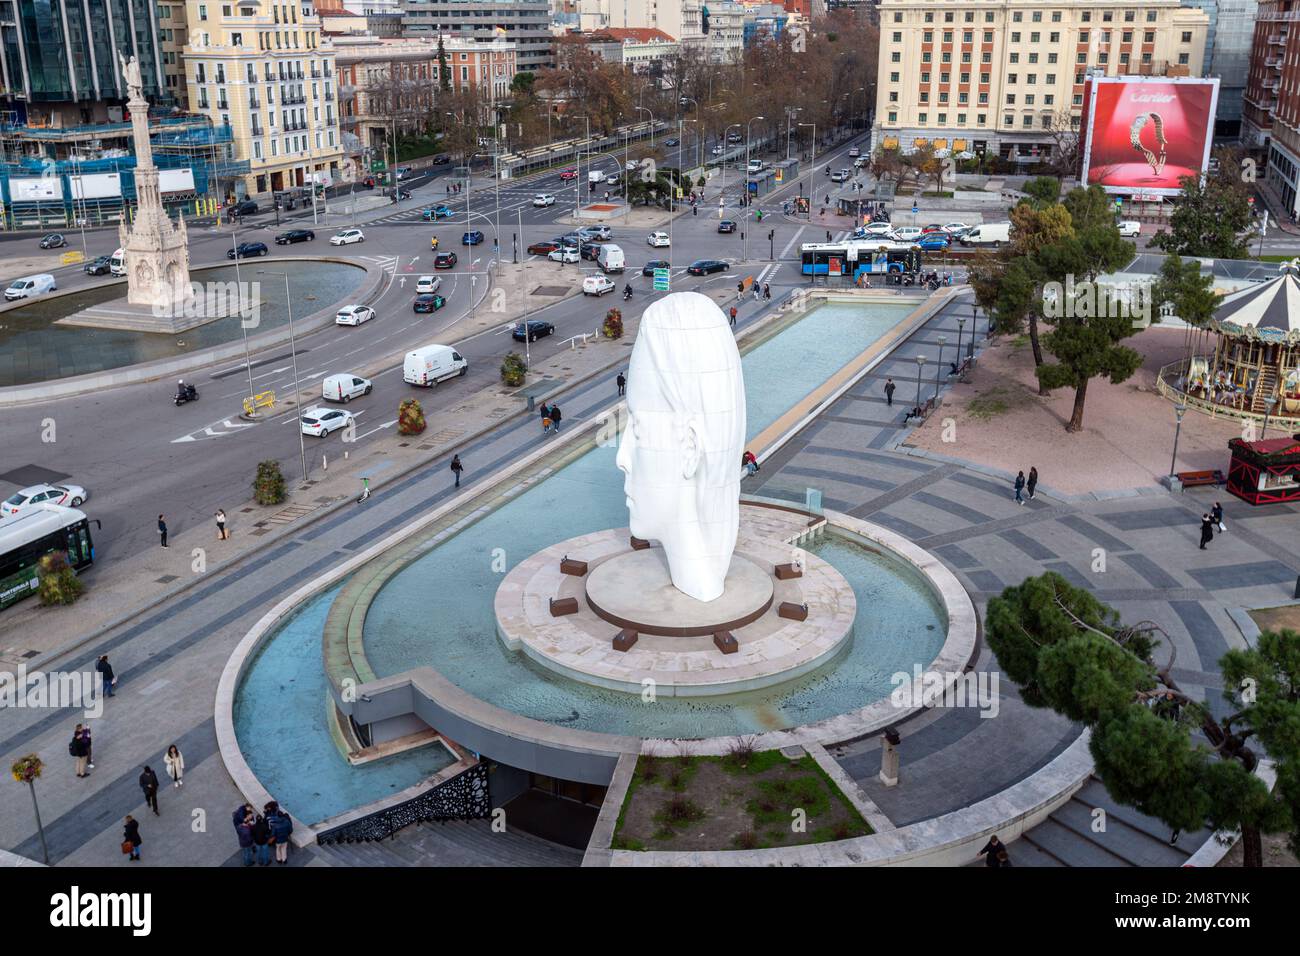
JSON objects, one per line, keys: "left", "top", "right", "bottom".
{"left": 754, "top": 293, "right": 1300, "bottom": 864}
{"left": 3, "top": 291, "right": 1296, "bottom": 867}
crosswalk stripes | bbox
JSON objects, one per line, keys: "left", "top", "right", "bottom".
{"left": 360, "top": 254, "right": 399, "bottom": 275}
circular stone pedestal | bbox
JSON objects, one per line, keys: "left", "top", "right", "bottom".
{"left": 493, "top": 504, "right": 857, "bottom": 697}
{"left": 585, "top": 549, "right": 774, "bottom": 636}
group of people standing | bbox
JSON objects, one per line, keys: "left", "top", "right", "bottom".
{"left": 1199, "top": 502, "right": 1226, "bottom": 550}
{"left": 1013, "top": 468, "right": 1039, "bottom": 504}
{"left": 539, "top": 401, "right": 563, "bottom": 435}
{"left": 233, "top": 801, "right": 294, "bottom": 866}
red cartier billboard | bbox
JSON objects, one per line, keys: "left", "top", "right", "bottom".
{"left": 1079, "top": 77, "right": 1220, "bottom": 197}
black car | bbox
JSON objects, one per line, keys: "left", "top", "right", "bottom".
{"left": 39, "top": 233, "right": 66, "bottom": 249}
{"left": 83, "top": 255, "right": 113, "bottom": 275}
{"left": 718, "top": 220, "right": 737, "bottom": 234}
{"left": 642, "top": 259, "right": 670, "bottom": 277}
{"left": 413, "top": 293, "right": 446, "bottom": 313}
{"left": 580, "top": 241, "right": 604, "bottom": 261}
{"left": 231, "top": 200, "right": 259, "bottom": 216}
{"left": 274, "top": 229, "right": 315, "bottom": 245}
{"left": 512, "top": 320, "right": 555, "bottom": 342}
{"left": 227, "top": 241, "right": 268, "bottom": 259}
{"left": 387, "top": 188, "right": 412, "bottom": 201}
{"left": 687, "top": 259, "right": 729, "bottom": 276}
{"left": 664, "top": 138, "right": 679, "bottom": 147}
{"left": 434, "top": 251, "right": 458, "bottom": 269}
{"left": 431, "top": 155, "right": 451, "bottom": 165}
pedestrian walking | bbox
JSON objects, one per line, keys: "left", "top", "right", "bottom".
{"left": 96, "top": 655, "right": 115, "bottom": 697}
{"left": 977, "top": 834, "right": 1005, "bottom": 867}
{"left": 215, "top": 509, "right": 228, "bottom": 540}
{"left": 550, "top": 404, "right": 562, "bottom": 433}
{"left": 82, "top": 723, "right": 94, "bottom": 769}
{"left": 693, "top": 204, "right": 698, "bottom": 216}
{"left": 357, "top": 476, "right": 370, "bottom": 503}
{"left": 729, "top": 305, "right": 738, "bottom": 327}
{"left": 616, "top": 372, "right": 626, "bottom": 397}
{"left": 269, "top": 805, "right": 294, "bottom": 864}
{"left": 70, "top": 724, "right": 90, "bottom": 777}
{"left": 139, "top": 766, "right": 160, "bottom": 815}
{"left": 122, "top": 816, "right": 142, "bottom": 861}
{"left": 763, "top": 283, "right": 771, "bottom": 300}
{"left": 252, "top": 813, "right": 272, "bottom": 866}
{"left": 157, "top": 514, "right": 168, "bottom": 548}
{"left": 1199, "top": 513, "right": 1214, "bottom": 550}
{"left": 1014, "top": 471, "right": 1026, "bottom": 505}
{"left": 236, "top": 814, "right": 255, "bottom": 866}
{"left": 825, "top": 229, "right": 832, "bottom": 243}
{"left": 1212, "top": 501, "right": 1225, "bottom": 533}
{"left": 539, "top": 401, "right": 550, "bottom": 433}
{"left": 450, "top": 454, "right": 464, "bottom": 488}
{"left": 164, "top": 744, "right": 184, "bottom": 788}
{"left": 232, "top": 803, "right": 254, "bottom": 832}
{"left": 736, "top": 280, "right": 744, "bottom": 301}
{"left": 884, "top": 378, "right": 896, "bottom": 407}
{"left": 1026, "top": 467, "right": 1038, "bottom": 500}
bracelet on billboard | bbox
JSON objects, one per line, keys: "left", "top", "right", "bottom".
{"left": 1129, "top": 112, "right": 1166, "bottom": 176}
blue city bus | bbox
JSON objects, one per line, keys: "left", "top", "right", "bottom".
{"left": 800, "top": 240, "right": 922, "bottom": 281}
{"left": 0, "top": 505, "right": 98, "bottom": 611}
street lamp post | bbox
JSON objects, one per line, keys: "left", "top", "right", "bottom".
{"left": 1168, "top": 403, "right": 1188, "bottom": 478}
{"left": 914, "top": 354, "right": 927, "bottom": 415}
{"left": 744, "top": 114, "right": 765, "bottom": 261}
{"left": 258, "top": 270, "right": 309, "bottom": 485}
{"left": 955, "top": 315, "right": 966, "bottom": 378}
{"left": 799, "top": 122, "right": 816, "bottom": 217}
{"left": 721, "top": 123, "right": 741, "bottom": 200}
{"left": 228, "top": 230, "right": 258, "bottom": 406}
{"left": 572, "top": 114, "right": 591, "bottom": 216}
{"left": 1262, "top": 396, "right": 1279, "bottom": 439}
{"left": 786, "top": 107, "right": 802, "bottom": 161}
{"left": 935, "top": 334, "right": 947, "bottom": 400}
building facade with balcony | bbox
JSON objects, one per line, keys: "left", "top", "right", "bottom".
{"left": 334, "top": 34, "right": 516, "bottom": 152}
{"left": 873, "top": 0, "right": 1209, "bottom": 164}
{"left": 1243, "top": 0, "right": 1300, "bottom": 215}
{"left": 178, "top": 0, "right": 345, "bottom": 198}
{"left": 403, "top": 0, "right": 552, "bottom": 74}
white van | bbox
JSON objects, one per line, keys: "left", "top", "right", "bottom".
{"left": 588, "top": 169, "right": 606, "bottom": 185}
{"left": 597, "top": 244, "right": 625, "bottom": 274}
{"left": 110, "top": 247, "right": 126, "bottom": 277}
{"left": 322, "top": 373, "right": 372, "bottom": 403}
{"left": 4, "top": 273, "right": 57, "bottom": 301}
{"left": 960, "top": 221, "right": 1012, "bottom": 248}
{"left": 403, "top": 344, "right": 467, "bottom": 387}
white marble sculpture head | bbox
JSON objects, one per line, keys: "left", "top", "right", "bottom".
{"left": 616, "top": 291, "right": 746, "bottom": 602}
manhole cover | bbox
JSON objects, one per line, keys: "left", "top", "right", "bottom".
{"left": 0, "top": 465, "right": 70, "bottom": 486}
{"left": 398, "top": 442, "right": 410, "bottom": 447}
{"left": 240, "top": 507, "right": 256, "bottom": 513}
{"left": 155, "top": 575, "right": 179, "bottom": 584}
{"left": 531, "top": 285, "right": 569, "bottom": 296}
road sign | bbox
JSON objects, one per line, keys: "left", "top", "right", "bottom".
{"left": 654, "top": 267, "right": 670, "bottom": 292}
{"left": 912, "top": 203, "right": 918, "bottom": 214}
{"left": 60, "top": 250, "right": 85, "bottom": 265}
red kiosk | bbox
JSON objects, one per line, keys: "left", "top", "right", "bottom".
{"left": 1226, "top": 434, "right": 1300, "bottom": 505}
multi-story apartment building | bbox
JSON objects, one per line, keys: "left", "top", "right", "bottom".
{"left": 334, "top": 33, "right": 516, "bottom": 151}
{"left": 403, "top": 0, "right": 552, "bottom": 73}
{"left": 1242, "top": 0, "right": 1300, "bottom": 214}
{"left": 874, "top": 0, "right": 1209, "bottom": 163}
{"left": 178, "top": 0, "right": 346, "bottom": 198}
{"left": 0, "top": 0, "right": 170, "bottom": 124}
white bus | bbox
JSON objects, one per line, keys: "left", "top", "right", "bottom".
{"left": 0, "top": 505, "right": 99, "bottom": 611}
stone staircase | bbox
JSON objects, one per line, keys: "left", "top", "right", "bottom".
{"left": 312, "top": 819, "right": 585, "bottom": 867}
{"left": 1008, "top": 778, "right": 1206, "bottom": 867}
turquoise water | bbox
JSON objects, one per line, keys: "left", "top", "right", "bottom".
{"left": 232, "top": 585, "right": 459, "bottom": 825}
{"left": 234, "top": 297, "right": 941, "bottom": 817}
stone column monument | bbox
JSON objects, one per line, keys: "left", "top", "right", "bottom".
{"left": 118, "top": 52, "right": 192, "bottom": 317}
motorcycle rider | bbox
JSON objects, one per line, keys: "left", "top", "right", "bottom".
{"left": 623, "top": 283, "right": 633, "bottom": 299}
{"left": 176, "top": 379, "right": 188, "bottom": 401}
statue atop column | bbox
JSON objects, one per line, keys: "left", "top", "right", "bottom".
{"left": 118, "top": 52, "right": 144, "bottom": 102}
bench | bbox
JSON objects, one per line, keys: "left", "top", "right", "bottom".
{"left": 1176, "top": 470, "right": 1225, "bottom": 489}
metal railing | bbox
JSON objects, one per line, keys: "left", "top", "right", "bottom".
{"left": 314, "top": 761, "right": 490, "bottom": 845}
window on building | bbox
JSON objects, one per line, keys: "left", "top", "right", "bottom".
{"left": 1049, "top": 53, "right": 1058, "bottom": 64}
{"left": 1182, "top": 31, "right": 1192, "bottom": 42}
{"left": 893, "top": 31, "right": 902, "bottom": 42}
{"left": 1004, "top": 114, "right": 1013, "bottom": 126}
{"left": 941, "top": 72, "right": 950, "bottom": 83}
{"left": 1030, "top": 32, "right": 1040, "bottom": 42}
{"left": 1023, "top": 115, "right": 1033, "bottom": 127}
{"left": 942, "top": 52, "right": 951, "bottom": 63}
{"left": 891, "top": 52, "right": 901, "bottom": 62}
{"left": 199, "top": 3, "right": 207, "bottom": 20}
{"left": 978, "top": 114, "right": 986, "bottom": 124}
{"left": 1010, "top": 52, "right": 1019, "bottom": 63}
{"left": 920, "top": 91, "right": 929, "bottom": 102}
{"left": 963, "top": 31, "right": 972, "bottom": 42}
{"left": 943, "top": 31, "right": 953, "bottom": 42}
{"left": 1146, "top": 10, "right": 1156, "bottom": 21}
{"left": 982, "top": 52, "right": 991, "bottom": 63}
{"left": 980, "top": 72, "right": 990, "bottom": 83}
{"left": 918, "top": 113, "right": 927, "bottom": 124}
{"left": 979, "top": 91, "right": 988, "bottom": 104}
{"left": 944, "top": 11, "right": 953, "bottom": 21}
{"left": 959, "top": 91, "right": 968, "bottom": 103}
{"left": 1049, "top": 32, "right": 1059, "bottom": 43}
{"left": 985, "top": 12, "right": 994, "bottom": 22}
{"left": 1142, "top": 51, "right": 1152, "bottom": 63}
{"left": 965, "top": 12, "right": 973, "bottom": 22}
{"left": 1103, "top": 12, "right": 1113, "bottom": 22}
{"left": 984, "top": 31, "right": 992, "bottom": 42}
{"left": 1013, "top": 12, "right": 1022, "bottom": 22}
{"left": 1011, "top": 31, "right": 1020, "bottom": 42}
{"left": 889, "top": 91, "right": 898, "bottom": 102}
{"left": 1008, "top": 74, "right": 1017, "bottom": 83}
{"left": 1122, "top": 31, "right": 1132, "bottom": 42}
{"left": 1124, "top": 10, "right": 1135, "bottom": 22}
{"left": 1029, "top": 53, "right": 1038, "bottom": 64}
{"left": 939, "top": 91, "right": 949, "bottom": 103}
{"left": 1082, "top": 11, "right": 1091, "bottom": 22}
{"left": 1006, "top": 93, "right": 1016, "bottom": 104}
{"left": 1119, "top": 53, "right": 1129, "bottom": 64}
{"left": 923, "top": 52, "right": 932, "bottom": 62}
{"left": 1178, "top": 52, "right": 1189, "bottom": 65}
{"left": 958, "top": 112, "right": 967, "bottom": 123}
{"left": 924, "top": 11, "right": 933, "bottom": 22}
{"left": 1025, "top": 94, "right": 1035, "bottom": 104}
{"left": 961, "top": 72, "right": 970, "bottom": 83}
{"left": 921, "top": 71, "right": 930, "bottom": 82}
{"left": 888, "top": 111, "right": 898, "bottom": 123}
{"left": 923, "top": 31, "right": 932, "bottom": 42}
{"left": 1144, "top": 31, "right": 1154, "bottom": 43}
{"left": 961, "top": 52, "right": 971, "bottom": 63}
{"left": 890, "top": 72, "right": 900, "bottom": 82}
{"left": 938, "top": 112, "right": 947, "bottom": 123}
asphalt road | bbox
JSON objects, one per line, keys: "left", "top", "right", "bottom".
{"left": 0, "top": 132, "right": 869, "bottom": 563}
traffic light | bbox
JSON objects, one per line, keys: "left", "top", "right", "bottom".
{"left": 768, "top": 229, "right": 775, "bottom": 241}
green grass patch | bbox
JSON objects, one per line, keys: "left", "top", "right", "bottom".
{"left": 967, "top": 387, "right": 1014, "bottom": 420}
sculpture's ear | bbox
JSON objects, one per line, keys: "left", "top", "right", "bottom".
{"left": 681, "top": 417, "right": 702, "bottom": 480}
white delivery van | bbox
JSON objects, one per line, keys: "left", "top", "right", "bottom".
{"left": 588, "top": 169, "right": 606, "bottom": 185}
{"left": 4, "top": 273, "right": 56, "bottom": 301}
{"left": 597, "top": 244, "right": 625, "bottom": 274}
{"left": 110, "top": 247, "right": 127, "bottom": 277}
{"left": 403, "top": 344, "right": 467, "bottom": 387}
{"left": 322, "top": 373, "right": 372, "bottom": 403}
{"left": 960, "top": 221, "right": 1012, "bottom": 247}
